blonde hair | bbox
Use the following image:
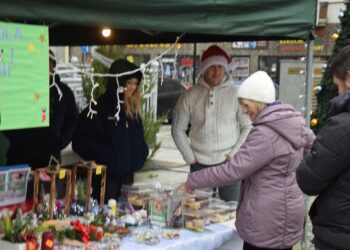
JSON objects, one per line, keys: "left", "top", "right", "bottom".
{"left": 239, "top": 98, "right": 267, "bottom": 113}
{"left": 124, "top": 86, "right": 142, "bottom": 119}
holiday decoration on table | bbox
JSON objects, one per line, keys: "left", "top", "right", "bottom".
{"left": 2, "top": 209, "right": 39, "bottom": 249}
{"left": 0, "top": 21, "right": 49, "bottom": 131}
{"left": 71, "top": 161, "right": 106, "bottom": 214}
{"left": 33, "top": 156, "right": 72, "bottom": 220}
{"left": 41, "top": 231, "right": 55, "bottom": 250}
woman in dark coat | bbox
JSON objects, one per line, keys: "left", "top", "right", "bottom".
{"left": 297, "top": 45, "right": 350, "bottom": 250}
{"left": 72, "top": 59, "right": 149, "bottom": 202}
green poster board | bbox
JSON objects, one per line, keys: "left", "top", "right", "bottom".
{"left": 0, "top": 21, "right": 49, "bottom": 131}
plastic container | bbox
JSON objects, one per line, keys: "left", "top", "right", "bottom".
{"left": 0, "top": 165, "right": 30, "bottom": 207}
{"left": 205, "top": 203, "right": 232, "bottom": 223}
{"left": 184, "top": 189, "right": 213, "bottom": 210}
{"left": 184, "top": 209, "right": 210, "bottom": 232}
{"left": 149, "top": 189, "right": 184, "bottom": 229}
{"left": 127, "top": 188, "right": 153, "bottom": 210}
{"left": 226, "top": 201, "right": 238, "bottom": 220}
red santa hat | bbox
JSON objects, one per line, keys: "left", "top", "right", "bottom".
{"left": 200, "top": 45, "right": 231, "bottom": 74}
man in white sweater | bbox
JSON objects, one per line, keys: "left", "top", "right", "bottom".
{"left": 172, "top": 45, "right": 252, "bottom": 201}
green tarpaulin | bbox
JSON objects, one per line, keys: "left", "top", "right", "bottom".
{"left": 0, "top": 22, "right": 49, "bottom": 130}
{"left": 0, "top": 0, "right": 317, "bottom": 45}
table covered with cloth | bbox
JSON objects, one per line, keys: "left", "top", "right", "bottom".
{"left": 121, "top": 220, "right": 243, "bottom": 250}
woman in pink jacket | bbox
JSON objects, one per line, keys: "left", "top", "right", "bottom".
{"left": 182, "top": 71, "right": 315, "bottom": 250}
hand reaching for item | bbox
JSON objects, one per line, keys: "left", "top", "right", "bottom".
{"left": 177, "top": 182, "right": 193, "bottom": 194}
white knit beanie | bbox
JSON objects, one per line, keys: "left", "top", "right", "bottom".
{"left": 237, "top": 71, "right": 276, "bottom": 103}
{"left": 200, "top": 45, "right": 231, "bottom": 75}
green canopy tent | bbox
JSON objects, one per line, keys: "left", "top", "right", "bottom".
{"left": 0, "top": 0, "right": 317, "bottom": 148}
{"left": 0, "top": 0, "right": 318, "bottom": 125}
{"left": 1, "top": 0, "right": 316, "bottom": 45}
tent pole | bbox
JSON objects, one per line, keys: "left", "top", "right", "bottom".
{"left": 193, "top": 42, "right": 197, "bottom": 85}
{"left": 305, "top": 39, "right": 314, "bottom": 128}
{"left": 301, "top": 39, "right": 314, "bottom": 250}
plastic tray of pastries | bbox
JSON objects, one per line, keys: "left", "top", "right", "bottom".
{"left": 127, "top": 188, "right": 154, "bottom": 209}
{"left": 184, "top": 209, "right": 211, "bottom": 232}
{"left": 205, "top": 203, "right": 232, "bottom": 223}
{"left": 184, "top": 189, "right": 213, "bottom": 210}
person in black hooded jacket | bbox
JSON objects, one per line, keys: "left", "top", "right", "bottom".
{"left": 297, "top": 45, "right": 350, "bottom": 250}
{"left": 72, "top": 59, "right": 149, "bottom": 202}
{"left": 4, "top": 50, "right": 78, "bottom": 168}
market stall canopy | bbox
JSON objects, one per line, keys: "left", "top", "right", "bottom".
{"left": 0, "top": 0, "right": 317, "bottom": 45}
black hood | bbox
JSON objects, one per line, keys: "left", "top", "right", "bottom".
{"left": 330, "top": 90, "right": 350, "bottom": 115}
{"left": 105, "top": 59, "right": 143, "bottom": 100}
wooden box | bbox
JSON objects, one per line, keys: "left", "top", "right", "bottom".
{"left": 71, "top": 161, "right": 107, "bottom": 212}
{"left": 33, "top": 166, "right": 72, "bottom": 220}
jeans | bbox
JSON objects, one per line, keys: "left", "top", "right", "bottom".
{"left": 190, "top": 161, "right": 240, "bottom": 202}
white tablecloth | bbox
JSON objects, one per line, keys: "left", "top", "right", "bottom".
{"left": 121, "top": 220, "right": 243, "bottom": 250}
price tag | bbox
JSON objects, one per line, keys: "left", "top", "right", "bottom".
{"left": 46, "top": 239, "right": 54, "bottom": 248}
{"left": 28, "top": 242, "right": 35, "bottom": 250}
{"left": 59, "top": 169, "right": 66, "bottom": 179}
{"left": 96, "top": 165, "right": 102, "bottom": 175}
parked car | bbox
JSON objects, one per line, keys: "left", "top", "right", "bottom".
{"left": 157, "top": 78, "right": 187, "bottom": 124}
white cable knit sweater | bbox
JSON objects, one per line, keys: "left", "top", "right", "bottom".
{"left": 171, "top": 76, "right": 252, "bottom": 165}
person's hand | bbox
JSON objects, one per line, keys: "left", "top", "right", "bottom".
{"left": 177, "top": 182, "right": 193, "bottom": 194}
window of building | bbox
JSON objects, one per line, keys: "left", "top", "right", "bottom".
{"left": 231, "top": 56, "right": 250, "bottom": 83}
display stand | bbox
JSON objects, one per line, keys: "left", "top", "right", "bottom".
{"left": 71, "top": 161, "right": 107, "bottom": 212}
{"left": 33, "top": 157, "right": 72, "bottom": 220}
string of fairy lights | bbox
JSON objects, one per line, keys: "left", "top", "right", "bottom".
{"left": 50, "top": 33, "right": 184, "bottom": 123}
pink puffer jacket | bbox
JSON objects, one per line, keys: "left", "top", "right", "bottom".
{"left": 187, "top": 104, "right": 315, "bottom": 248}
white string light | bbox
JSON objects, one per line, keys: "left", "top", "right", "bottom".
{"left": 159, "top": 58, "right": 164, "bottom": 86}
{"left": 172, "top": 43, "right": 179, "bottom": 79}
{"left": 86, "top": 33, "right": 184, "bottom": 122}
{"left": 49, "top": 70, "right": 63, "bottom": 101}
{"left": 87, "top": 68, "right": 99, "bottom": 119}
{"left": 53, "top": 34, "right": 184, "bottom": 123}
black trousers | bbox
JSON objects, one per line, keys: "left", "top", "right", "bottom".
{"left": 243, "top": 242, "right": 292, "bottom": 250}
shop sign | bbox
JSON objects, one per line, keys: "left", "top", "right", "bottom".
{"left": 279, "top": 40, "right": 324, "bottom": 52}
{"left": 232, "top": 41, "right": 268, "bottom": 49}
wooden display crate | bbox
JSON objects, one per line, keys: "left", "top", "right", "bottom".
{"left": 33, "top": 159, "right": 72, "bottom": 220}
{"left": 71, "top": 161, "right": 106, "bottom": 212}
